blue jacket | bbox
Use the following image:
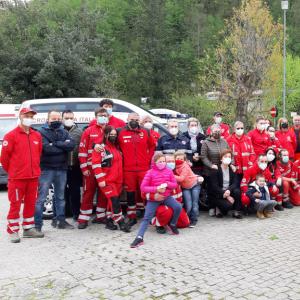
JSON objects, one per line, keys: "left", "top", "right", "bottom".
{"left": 39, "top": 123, "right": 75, "bottom": 170}
{"left": 156, "top": 133, "right": 192, "bottom": 160}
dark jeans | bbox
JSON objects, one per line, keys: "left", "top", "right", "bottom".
{"left": 136, "top": 196, "right": 182, "bottom": 238}
{"left": 182, "top": 183, "right": 201, "bottom": 222}
{"left": 35, "top": 169, "right": 67, "bottom": 229}
{"left": 210, "top": 188, "right": 242, "bottom": 215}
{"left": 65, "top": 166, "right": 82, "bottom": 220}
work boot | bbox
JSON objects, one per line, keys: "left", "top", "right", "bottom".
{"left": 78, "top": 222, "right": 88, "bottom": 230}
{"left": 282, "top": 201, "right": 293, "bottom": 209}
{"left": 105, "top": 219, "right": 118, "bottom": 230}
{"left": 57, "top": 220, "right": 74, "bottom": 229}
{"left": 275, "top": 204, "right": 284, "bottom": 211}
{"left": 232, "top": 211, "right": 243, "bottom": 219}
{"left": 130, "top": 236, "right": 144, "bottom": 248}
{"left": 118, "top": 220, "right": 131, "bottom": 233}
{"left": 92, "top": 217, "right": 107, "bottom": 224}
{"left": 23, "top": 228, "right": 44, "bottom": 238}
{"left": 263, "top": 211, "right": 273, "bottom": 218}
{"left": 10, "top": 233, "right": 21, "bottom": 243}
{"left": 156, "top": 226, "right": 166, "bottom": 234}
{"left": 256, "top": 211, "right": 265, "bottom": 219}
{"left": 167, "top": 224, "right": 179, "bottom": 235}
{"left": 128, "top": 219, "right": 137, "bottom": 227}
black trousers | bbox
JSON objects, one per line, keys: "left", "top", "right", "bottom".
{"left": 65, "top": 165, "right": 82, "bottom": 219}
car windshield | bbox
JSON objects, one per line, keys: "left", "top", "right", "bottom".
{"left": 0, "top": 118, "right": 17, "bottom": 140}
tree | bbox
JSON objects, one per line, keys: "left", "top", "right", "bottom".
{"left": 216, "top": 0, "right": 282, "bottom": 124}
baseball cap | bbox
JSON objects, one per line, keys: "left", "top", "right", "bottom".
{"left": 19, "top": 108, "right": 37, "bottom": 115}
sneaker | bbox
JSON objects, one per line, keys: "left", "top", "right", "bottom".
{"left": 208, "top": 208, "right": 216, "bottom": 217}
{"left": 232, "top": 211, "right": 243, "bottom": 219}
{"left": 167, "top": 224, "right": 179, "bottom": 235}
{"left": 119, "top": 220, "right": 131, "bottom": 233}
{"left": 189, "top": 220, "right": 197, "bottom": 228}
{"left": 23, "top": 228, "right": 44, "bottom": 238}
{"left": 10, "top": 233, "right": 20, "bottom": 243}
{"left": 215, "top": 208, "right": 223, "bottom": 218}
{"left": 57, "top": 220, "right": 74, "bottom": 229}
{"left": 256, "top": 211, "right": 265, "bottom": 219}
{"left": 130, "top": 236, "right": 144, "bottom": 248}
{"left": 105, "top": 219, "right": 118, "bottom": 230}
{"left": 128, "top": 219, "right": 137, "bottom": 227}
{"left": 282, "top": 201, "right": 294, "bottom": 209}
{"left": 92, "top": 217, "right": 107, "bottom": 224}
{"left": 264, "top": 211, "right": 273, "bottom": 218}
{"left": 78, "top": 222, "right": 88, "bottom": 230}
{"left": 156, "top": 226, "right": 166, "bottom": 234}
{"left": 51, "top": 219, "right": 57, "bottom": 228}
{"left": 275, "top": 204, "right": 284, "bottom": 211}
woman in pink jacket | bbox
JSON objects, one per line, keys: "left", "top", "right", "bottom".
{"left": 130, "top": 153, "right": 182, "bottom": 248}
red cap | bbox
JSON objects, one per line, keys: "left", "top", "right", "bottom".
{"left": 19, "top": 108, "right": 37, "bottom": 115}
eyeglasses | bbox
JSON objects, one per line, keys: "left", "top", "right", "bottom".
{"left": 236, "top": 128, "right": 244, "bottom": 130}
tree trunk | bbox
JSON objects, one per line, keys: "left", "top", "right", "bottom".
{"left": 236, "top": 97, "right": 248, "bottom": 124}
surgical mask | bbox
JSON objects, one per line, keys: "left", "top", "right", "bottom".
{"left": 282, "top": 156, "right": 289, "bottom": 164}
{"left": 215, "top": 117, "right": 222, "bottom": 124}
{"left": 129, "top": 120, "right": 139, "bottom": 129}
{"left": 294, "top": 120, "right": 300, "bottom": 126}
{"left": 257, "top": 124, "right": 265, "bottom": 131}
{"left": 166, "top": 162, "right": 175, "bottom": 170}
{"left": 108, "top": 136, "right": 117, "bottom": 143}
{"left": 50, "top": 121, "right": 62, "bottom": 130}
{"left": 267, "top": 154, "right": 275, "bottom": 162}
{"left": 169, "top": 128, "right": 178, "bottom": 136}
{"left": 156, "top": 161, "right": 166, "bottom": 170}
{"left": 258, "top": 162, "right": 268, "bottom": 170}
{"left": 143, "top": 122, "right": 153, "bottom": 130}
{"left": 64, "top": 119, "right": 74, "bottom": 128}
{"left": 106, "top": 108, "right": 113, "bottom": 115}
{"left": 189, "top": 127, "right": 199, "bottom": 135}
{"left": 97, "top": 116, "right": 108, "bottom": 125}
{"left": 235, "top": 129, "right": 244, "bottom": 136}
{"left": 22, "top": 118, "right": 34, "bottom": 127}
{"left": 222, "top": 157, "right": 231, "bottom": 165}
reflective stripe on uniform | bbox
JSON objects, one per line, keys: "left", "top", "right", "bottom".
{"left": 8, "top": 225, "right": 19, "bottom": 231}
{"left": 96, "top": 207, "right": 106, "bottom": 213}
{"left": 80, "top": 209, "right": 93, "bottom": 214}
{"left": 23, "top": 224, "right": 35, "bottom": 229}
{"left": 127, "top": 211, "right": 136, "bottom": 215}
{"left": 80, "top": 163, "right": 88, "bottom": 168}
{"left": 23, "top": 217, "right": 34, "bottom": 223}
{"left": 8, "top": 218, "right": 20, "bottom": 223}
{"left": 95, "top": 173, "right": 106, "bottom": 179}
{"left": 241, "top": 152, "right": 250, "bottom": 156}
{"left": 78, "top": 215, "right": 90, "bottom": 221}
{"left": 92, "top": 164, "right": 102, "bottom": 169}
{"left": 78, "top": 153, "right": 88, "bottom": 157}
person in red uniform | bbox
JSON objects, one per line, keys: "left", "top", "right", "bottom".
{"left": 206, "top": 112, "right": 230, "bottom": 139}
{"left": 276, "top": 149, "right": 295, "bottom": 209}
{"left": 1, "top": 108, "right": 44, "bottom": 243}
{"left": 227, "top": 121, "right": 256, "bottom": 185}
{"left": 240, "top": 154, "right": 278, "bottom": 207}
{"left": 77, "top": 108, "right": 108, "bottom": 229}
{"left": 290, "top": 160, "right": 300, "bottom": 206}
{"left": 290, "top": 115, "right": 300, "bottom": 161}
{"left": 266, "top": 126, "right": 282, "bottom": 153}
{"left": 118, "top": 112, "right": 156, "bottom": 227}
{"left": 248, "top": 116, "right": 270, "bottom": 156}
{"left": 276, "top": 118, "right": 296, "bottom": 161}
{"left": 89, "top": 99, "right": 126, "bottom": 129}
{"left": 92, "top": 126, "right": 131, "bottom": 232}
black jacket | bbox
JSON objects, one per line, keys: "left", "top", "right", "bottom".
{"left": 39, "top": 123, "right": 75, "bottom": 170}
{"left": 207, "top": 166, "right": 239, "bottom": 199}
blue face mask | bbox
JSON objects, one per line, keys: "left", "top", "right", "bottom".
{"left": 167, "top": 162, "right": 175, "bottom": 170}
{"left": 106, "top": 108, "right": 113, "bottom": 115}
{"left": 282, "top": 156, "right": 289, "bottom": 164}
{"left": 97, "top": 116, "right": 108, "bottom": 125}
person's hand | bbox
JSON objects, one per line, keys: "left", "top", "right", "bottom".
{"left": 211, "top": 164, "right": 218, "bottom": 170}
{"left": 188, "top": 161, "right": 193, "bottom": 167}
{"left": 94, "top": 144, "right": 104, "bottom": 153}
{"left": 255, "top": 198, "right": 260, "bottom": 203}
{"left": 276, "top": 178, "right": 282, "bottom": 187}
{"left": 253, "top": 191, "right": 261, "bottom": 198}
{"left": 272, "top": 185, "right": 278, "bottom": 193}
{"left": 154, "top": 193, "right": 164, "bottom": 201}
{"left": 98, "top": 181, "right": 106, "bottom": 188}
{"left": 227, "top": 196, "right": 234, "bottom": 204}
{"left": 83, "top": 170, "right": 90, "bottom": 176}
{"left": 223, "top": 190, "right": 230, "bottom": 198}
{"left": 291, "top": 180, "right": 297, "bottom": 187}
{"left": 198, "top": 176, "right": 204, "bottom": 184}
{"left": 157, "top": 186, "right": 166, "bottom": 193}
{"left": 230, "top": 165, "right": 237, "bottom": 173}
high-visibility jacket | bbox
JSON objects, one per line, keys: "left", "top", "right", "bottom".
{"left": 248, "top": 129, "right": 270, "bottom": 156}
{"left": 275, "top": 130, "right": 297, "bottom": 159}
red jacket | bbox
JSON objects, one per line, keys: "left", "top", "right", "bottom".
{"left": 1, "top": 126, "right": 42, "bottom": 179}
{"left": 275, "top": 130, "right": 297, "bottom": 159}
{"left": 118, "top": 126, "right": 155, "bottom": 172}
{"left": 91, "top": 142, "right": 123, "bottom": 185}
{"left": 227, "top": 134, "right": 256, "bottom": 174}
{"left": 248, "top": 129, "right": 270, "bottom": 156}
{"left": 89, "top": 115, "right": 126, "bottom": 129}
{"left": 268, "top": 137, "right": 282, "bottom": 153}
{"left": 149, "top": 129, "right": 160, "bottom": 158}
{"left": 267, "top": 163, "right": 281, "bottom": 184}
{"left": 241, "top": 163, "right": 273, "bottom": 193}
{"left": 276, "top": 160, "right": 293, "bottom": 178}
{"left": 206, "top": 123, "right": 230, "bottom": 139}
{"left": 291, "top": 160, "right": 300, "bottom": 190}
{"left": 78, "top": 124, "right": 104, "bottom": 173}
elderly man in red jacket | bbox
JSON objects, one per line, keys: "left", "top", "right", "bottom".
{"left": 1, "top": 108, "right": 44, "bottom": 243}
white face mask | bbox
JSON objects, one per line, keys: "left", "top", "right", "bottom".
{"left": 267, "top": 154, "right": 275, "bottom": 162}
{"left": 169, "top": 128, "right": 179, "bottom": 136}
{"left": 258, "top": 162, "right": 268, "bottom": 170}
{"left": 235, "top": 129, "right": 244, "bottom": 136}
{"left": 222, "top": 157, "right": 231, "bottom": 165}
{"left": 143, "top": 122, "right": 153, "bottom": 130}
{"left": 257, "top": 124, "right": 265, "bottom": 131}
{"left": 64, "top": 119, "right": 74, "bottom": 128}
{"left": 189, "top": 126, "right": 199, "bottom": 135}
{"left": 215, "top": 117, "right": 222, "bottom": 124}
{"left": 22, "top": 118, "right": 34, "bottom": 127}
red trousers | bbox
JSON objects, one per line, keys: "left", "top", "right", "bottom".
{"left": 124, "top": 170, "right": 147, "bottom": 216}
{"left": 7, "top": 178, "right": 38, "bottom": 234}
{"left": 78, "top": 170, "right": 107, "bottom": 224}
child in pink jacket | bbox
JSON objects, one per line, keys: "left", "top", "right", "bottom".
{"left": 130, "top": 153, "right": 182, "bottom": 248}
{"left": 175, "top": 152, "right": 204, "bottom": 227}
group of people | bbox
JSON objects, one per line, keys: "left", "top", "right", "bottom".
{"left": 1, "top": 99, "right": 300, "bottom": 248}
